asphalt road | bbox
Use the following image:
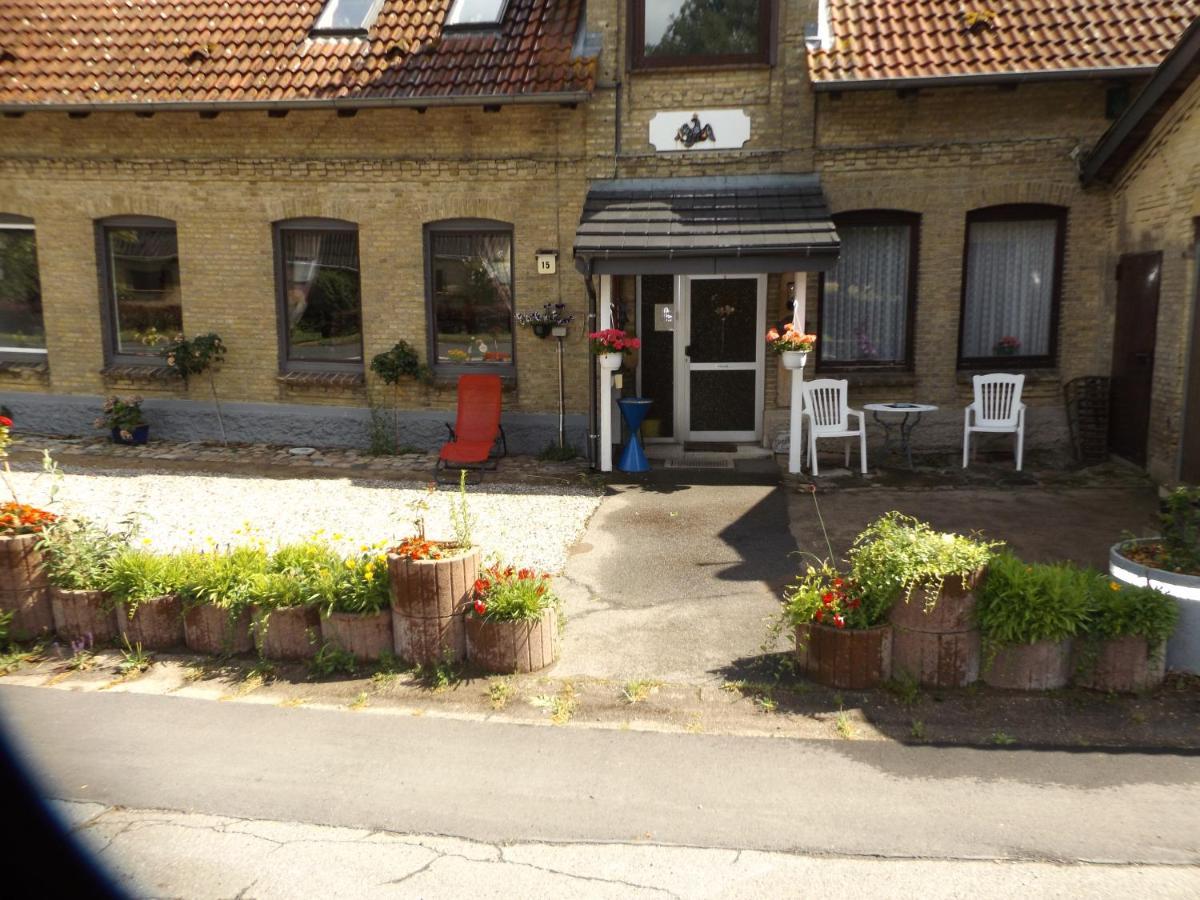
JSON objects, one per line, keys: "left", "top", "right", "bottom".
{"left": 3, "top": 685, "right": 1198, "bottom": 866}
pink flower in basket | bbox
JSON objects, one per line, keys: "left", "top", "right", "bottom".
{"left": 765, "top": 323, "right": 816, "bottom": 354}
{"left": 588, "top": 329, "right": 642, "bottom": 354}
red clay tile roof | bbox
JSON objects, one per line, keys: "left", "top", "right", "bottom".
{"left": 0, "top": 0, "right": 595, "bottom": 109}
{"left": 810, "top": 1, "right": 1200, "bottom": 87}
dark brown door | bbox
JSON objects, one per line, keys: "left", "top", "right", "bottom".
{"left": 1109, "top": 252, "right": 1162, "bottom": 465}
{"left": 1179, "top": 224, "right": 1200, "bottom": 482}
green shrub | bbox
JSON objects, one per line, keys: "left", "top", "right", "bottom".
{"left": 1157, "top": 486, "right": 1200, "bottom": 573}
{"left": 103, "top": 550, "right": 193, "bottom": 612}
{"left": 37, "top": 516, "right": 135, "bottom": 591}
{"left": 1085, "top": 576, "right": 1178, "bottom": 645}
{"left": 472, "top": 563, "right": 558, "bottom": 623}
{"left": 319, "top": 550, "right": 391, "bottom": 616}
{"left": 976, "top": 552, "right": 1092, "bottom": 645}
{"left": 177, "top": 545, "right": 270, "bottom": 610}
{"left": 849, "top": 512, "right": 1000, "bottom": 612}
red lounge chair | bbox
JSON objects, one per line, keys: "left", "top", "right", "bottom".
{"left": 436, "top": 374, "right": 507, "bottom": 483}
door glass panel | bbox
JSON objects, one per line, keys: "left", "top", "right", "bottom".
{"left": 690, "top": 370, "right": 756, "bottom": 432}
{"left": 639, "top": 275, "right": 674, "bottom": 439}
{"left": 689, "top": 279, "right": 757, "bottom": 362}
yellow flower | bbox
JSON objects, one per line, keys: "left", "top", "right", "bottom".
{"left": 141, "top": 537, "right": 152, "bottom": 546}
{"left": 1110, "top": 581, "right": 1121, "bottom": 591}
{"left": 359, "top": 544, "right": 369, "bottom": 552}
{"left": 344, "top": 558, "right": 356, "bottom": 570}
{"left": 333, "top": 532, "right": 344, "bottom": 541}
{"left": 364, "top": 569, "right": 374, "bottom": 582}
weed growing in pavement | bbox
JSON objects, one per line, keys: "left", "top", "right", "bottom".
{"left": 685, "top": 713, "right": 704, "bottom": 734}
{"left": 835, "top": 710, "right": 855, "bottom": 739}
{"left": 278, "top": 697, "right": 310, "bottom": 709}
{"left": 621, "top": 679, "right": 662, "bottom": 704}
{"left": 488, "top": 677, "right": 515, "bottom": 709}
{"left": 910, "top": 719, "right": 927, "bottom": 741}
{"left": 66, "top": 648, "right": 97, "bottom": 672}
{"left": 988, "top": 730, "right": 1016, "bottom": 746}
{"left": 755, "top": 693, "right": 778, "bottom": 714}
{"left": 885, "top": 672, "right": 922, "bottom": 708}
{"left": 0, "top": 640, "right": 44, "bottom": 675}
{"left": 117, "top": 636, "right": 152, "bottom": 678}
{"left": 415, "top": 655, "right": 462, "bottom": 692}
{"left": 348, "top": 691, "right": 369, "bottom": 711}
{"left": 309, "top": 642, "right": 357, "bottom": 679}
{"left": 531, "top": 682, "right": 577, "bottom": 725}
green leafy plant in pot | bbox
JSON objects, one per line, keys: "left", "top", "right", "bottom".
{"left": 162, "top": 333, "right": 228, "bottom": 445}
{"left": 370, "top": 340, "right": 432, "bottom": 455}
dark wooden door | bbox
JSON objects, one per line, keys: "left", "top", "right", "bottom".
{"left": 1108, "top": 252, "right": 1162, "bottom": 465}
{"left": 1179, "top": 226, "right": 1200, "bottom": 482}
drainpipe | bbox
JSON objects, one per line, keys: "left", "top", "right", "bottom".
{"left": 583, "top": 258, "right": 599, "bottom": 467}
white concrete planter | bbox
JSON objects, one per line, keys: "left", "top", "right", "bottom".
{"left": 598, "top": 352, "right": 623, "bottom": 371}
{"left": 1109, "top": 539, "right": 1199, "bottom": 673}
{"left": 780, "top": 351, "right": 809, "bottom": 370}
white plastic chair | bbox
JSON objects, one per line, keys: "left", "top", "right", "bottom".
{"left": 801, "top": 379, "right": 867, "bottom": 476}
{"left": 963, "top": 374, "right": 1026, "bottom": 470}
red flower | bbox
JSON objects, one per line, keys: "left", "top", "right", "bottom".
{"left": 0, "top": 416, "right": 11, "bottom": 427}
{"left": 833, "top": 615, "right": 845, "bottom": 629}
{"left": 822, "top": 592, "right": 834, "bottom": 606}
{"left": 833, "top": 578, "right": 844, "bottom": 588}
{"left": 814, "top": 609, "right": 824, "bottom": 623}
{"left": 473, "top": 578, "right": 489, "bottom": 597}
{"left": 473, "top": 599, "right": 487, "bottom": 616}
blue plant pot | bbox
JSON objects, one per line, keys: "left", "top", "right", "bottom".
{"left": 111, "top": 424, "right": 150, "bottom": 446}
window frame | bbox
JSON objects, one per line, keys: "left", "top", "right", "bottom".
{"left": 443, "top": 0, "right": 511, "bottom": 32}
{"left": 424, "top": 218, "right": 517, "bottom": 380}
{"left": 0, "top": 213, "right": 46, "bottom": 362}
{"left": 96, "top": 215, "right": 182, "bottom": 367}
{"left": 629, "top": 0, "right": 774, "bottom": 71}
{"left": 956, "top": 204, "right": 1067, "bottom": 370}
{"left": 273, "top": 217, "right": 365, "bottom": 374}
{"left": 309, "top": 0, "right": 385, "bottom": 39}
{"left": 816, "top": 210, "right": 921, "bottom": 373}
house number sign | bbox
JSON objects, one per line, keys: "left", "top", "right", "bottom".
{"left": 536, "top": 250, "right": 558, "bottom": 275}
{"left": 649, "top": 109, "right": 751, "bottom": 152}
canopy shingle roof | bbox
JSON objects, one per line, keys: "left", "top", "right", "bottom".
{"left": 810, "top": 0, "right": 1199, "bottom": 88}
{"left": 0, "top": 0, "right": 594, "bottom": 109}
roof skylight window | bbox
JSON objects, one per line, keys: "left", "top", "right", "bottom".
{"left": 445, "top": 0, "right": 510, "bottom": 30}
{"left": 311, "top": 0, "right": 383, "bottom": 37}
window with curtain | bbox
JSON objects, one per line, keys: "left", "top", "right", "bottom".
{"left": 632, "top": 0, "right": 771, "bottom": 68}
{"left": 0, "top": 216, "right": 45, "bottom": 358}
{"left": 100, "top": 219, "right": 182, "bottom": 360}
{"left": 276, "top": 221, "right": 363, "bottom": 367}
{"left": 427, "top": 225, "right": 514, "bottom": 371}
{"left": 819, "top": 213, "right": 917, "bottom": 368}
{"left": 959, "top": 206, "right": 1065, "bottom": 366}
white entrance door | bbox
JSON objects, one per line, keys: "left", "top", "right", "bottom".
{"left": 677, "top": 275, "right": 766, "bottom": 442}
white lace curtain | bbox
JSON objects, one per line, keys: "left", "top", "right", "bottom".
{"left": 960, "top": 218, "right": 1057, "bottom": 358}
{"left": 821, "top": 223, "right": 910, "bottom": 363}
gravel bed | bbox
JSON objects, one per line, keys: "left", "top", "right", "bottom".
{"left": 5, "top": 466, "right": 602, "bottom": 574}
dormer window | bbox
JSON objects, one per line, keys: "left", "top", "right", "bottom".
{"left": 311, "top": 0, "right": 383, "bottom": 38}
{"left": 445, "top": 0, "right": 509, "bottom": 30}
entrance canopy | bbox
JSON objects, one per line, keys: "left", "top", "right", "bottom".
{"left": 573, "top": 174, "right": 840, "bottom": 276}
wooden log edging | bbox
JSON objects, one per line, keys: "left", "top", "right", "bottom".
{"left": 889, "top": 570, "right": 984, "bottom": 688}
{"left": 117, "top": 595, "right": 184, "bottom": 649}
{"left": 184, "top": 605, "right": 254, "bottom": 656}
{"left": 320, "top": 610, "right": 394, "bottom": 663}
{"left": 252, "top": 605, "right": 321, "bottom": 661}
{"left": 388, "top": 548, "right": 479, "bottom": 666}
{"left": 795, "top": 623, "right": 893, "bottom": 690}
{"left": 984, "top": 639, "right": 1073, "bottom": 690}
{"left": 465, "top": 607, "right": 559, "bottom": 674}
{"left": 1073, "top": 636, "right": 1166, "bottom": 693}
{"left": 51, "top": 588, "right": 118, "bottom": 644}
{"left": 0, "top": 532, "right": 53, "bottom": 640}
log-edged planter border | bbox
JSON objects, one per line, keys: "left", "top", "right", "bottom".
{"left": 0, "top": 532, "right": 54, "bottom": 640}
{"left": 184, "top": 604, "right": 254, "bottom": 656}
{"left": 795, "top": 622, "right": 892, "bottom": 690}
{"left": 388, "top": 546, "right": 479, "bottom": 666}
{"left": 320, "top": 610, "right": 394, "bottom": 663}
{"left": 251, "top": 605, "right": 322, "bottom": 661}
{"left": 983, "top": 639, "right": 1072, "bottom": 691}
{"left": 1073, "top": 635, "right": 1167, "bottom": 693}
{"left": 117, "top": 594, "right": 184, "bottom": 649}
{"left": 1110, "top": 539, "right": 1199, "bottom": 674}
{"left": 51, "top": 588, "right": 119, "bottom": 644}
{"left": 465, "top": 606, "right": 559, "bottom": 674}
{"left": 889, "top": 569, "right": 984, "bottom": 688}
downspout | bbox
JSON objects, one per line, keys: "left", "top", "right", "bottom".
{"left": 583, "top": 258, "right": 600, "bottom": 467}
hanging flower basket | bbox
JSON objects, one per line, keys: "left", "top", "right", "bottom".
{"left": 781, "top": 351, "right": 809, "bottom": 370}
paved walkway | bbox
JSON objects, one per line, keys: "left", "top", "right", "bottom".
{"left": 555, "top": 482, "right": 795, "bottom": 683}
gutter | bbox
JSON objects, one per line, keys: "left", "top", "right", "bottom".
{"left": 581, "top": 258, "right": 599, "bottom": 469}
{"left": 0, "top": 90, "right": 593, "bottom": 115}
{"left": 811, "top": 65, "right": 1156, "bottom": 93}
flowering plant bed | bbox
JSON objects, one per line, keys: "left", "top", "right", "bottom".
{"left": 764, "top": 323, "right": 816, "bottom": 354}
{"left": 466, "top": 564, "right": 560, "bottom": 673}
{"left": 0, "top": 502, "right": 57, "bottom": 535}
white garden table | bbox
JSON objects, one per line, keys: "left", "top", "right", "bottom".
{"left": 864, "top": 402, "right": 939, "bottom": 469}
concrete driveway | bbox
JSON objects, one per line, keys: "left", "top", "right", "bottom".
{"left": 555, "top": 478, "right": 1161, "bottom": 684}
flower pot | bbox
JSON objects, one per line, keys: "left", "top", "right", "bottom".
{"left": 388, "top": 547, "right": 479, "bottom": 665}
{"left": 1073, "top": 636, "right": 1167, "bottom": 693}
{"left": 795, "top": 622, "right": 892, "bottom": 689}
{"left": 984, "top": 639, "right": 1072, "bottom": 690}
{"left": 889, "top": 570, "right": 984, "bottom": 688}
{"left": 531, "top": 322, "right": 551, "bottom": 339}
{"left": 184, "top": 605, "right": 254, "bottom": 656}
{"left": 251, "top": 605, "right": 321, "bottom": 661}
{"left": 110, "top": 424, "right": 149, "bottom": 446}
{"left": 598, "top": 352, "right": 623, "bottom": 371}
{"left": 0, "top": 532, "right": 53, "bottom": 640}
{"left": 1110, "top": 539, "right": 1198, "bottom": 673}
{"left": 51, "top": 588, "right": 118, "bottom": 644}
{"left": 117, "top": 595, "right": 184, "bottom": 650}
{"left": 320, "top": 610, "right": 394, "bottom": 663}
{"left": 780, "top": 351, "right": 809, "bottom": 370}
{"left": 466, "top": 607, "right": 559, "bottom": 674}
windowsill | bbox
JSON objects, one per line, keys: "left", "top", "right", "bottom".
{"left": 0, "top": 357, "right": 49, "bottom": 382}
{"left": 956, "top": 368, "right": 1060, "bottom": 385}
{"left": 277, "top": 370, "right": 366, "bottom": 390}
{"left": 431, "top": 370, "right": 517, "bottom": 393}
{"left": 631, "top": 60, "right": 772, "bottom": 74}
{"left": 101, "top": 363, "right": 182, "bottom": 385}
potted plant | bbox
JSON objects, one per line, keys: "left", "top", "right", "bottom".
{"left": 785, "top": 561, "right": 892, "bottom": 689}
{"left": 38, "top": 516, "right": 131, "bottom": 644}
{"left": 0, "top": 499, "right": 57, "bottom": 640}
{"left": 179, "top": 545, "right": 264, "bottom": 656}
{"left": 465, "top": 563, "right": 561, "bottom": 673}
{"left": 247, "top": 543, "right": 328, "bottom": 661}
{"left": 318, "top": 547, "right": 394, "bottom": 663}
{"left": 162, "top": 333, "right": 228, "bottom": 445}
{"left": 977, "top": 553, "right": 1090, "bottom": 690}
{"left": 96, "top": 396, "right": 149, "bottom": 445}
{"left": 103, "top": 549, "right": 185, "bottom": 649}
{"left": 851, "top": 512, "right": 1000, "bottom": 687}
{"left": 1075, "top": 575, "right": 1178, "bottom": 692}
{"left": 370, "top": 340, "right": 433, "bottom": 454}
{"left": 516, "top": 303, "right": 574, "bottom": 339}
{"left": 994, "top": 335, "right": 1021, "bottom": 356}
{"left": 765, "top": 324, "right": 816, "bottom": 370}
{"left": 387, "top": 476, "right": 480, "bottom": 665}
{"left": 588, "top": 328, "right": 641, "bottom": 371}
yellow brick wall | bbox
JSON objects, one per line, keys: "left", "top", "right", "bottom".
{"left": 1110, "top": 73, "right": 1200, "bottom": 483}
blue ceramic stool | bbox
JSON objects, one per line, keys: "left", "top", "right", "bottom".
{"left": 617, "top": 397, "right": 653, "bottom": 473}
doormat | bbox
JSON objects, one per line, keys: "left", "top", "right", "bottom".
{"left": 683, "top": 442, "right": 738, "bottom": 453}
{"left": 665, "top": 458, "right": 736, "bottom": 470}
